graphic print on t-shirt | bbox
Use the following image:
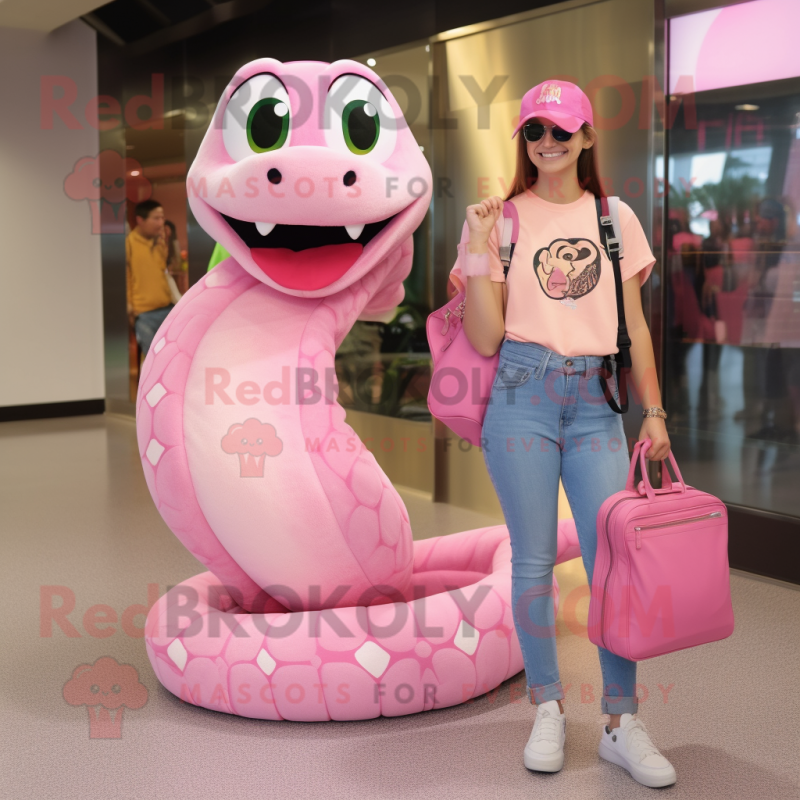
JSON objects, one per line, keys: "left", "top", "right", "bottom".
{"left": 533, "top": 238, "right": 601, "bottom": 309}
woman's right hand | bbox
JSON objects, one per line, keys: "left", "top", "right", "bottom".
{"left": 466, "top": 196, "right": 503, "bottom": 250}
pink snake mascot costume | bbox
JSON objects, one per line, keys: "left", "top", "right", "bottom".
{"left": 139, "top": 58, "right": 582, "bottom": 721}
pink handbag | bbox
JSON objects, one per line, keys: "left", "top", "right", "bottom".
{"left": 588, "top": 439, "right": 734, "bottom": 661}
{"left": 426, "top": 202, "right": 519, "bottom": 446}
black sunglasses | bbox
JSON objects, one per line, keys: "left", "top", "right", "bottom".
{"left": 522, "top": 123, "right": 574, "bottom": 143}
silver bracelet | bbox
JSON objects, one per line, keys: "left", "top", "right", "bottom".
{"left": 642, "top": 406, "right": 667, "bottom": 420}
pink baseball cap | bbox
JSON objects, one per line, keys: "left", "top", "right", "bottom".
{"left": 511, "top": 79, "right": 593, "bottom": 138}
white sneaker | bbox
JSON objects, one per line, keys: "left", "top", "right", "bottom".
{"left": 599, "top": 712, "right": 676, "bottom": 788}
{"left": 523, "top": 699, "right": 566, "bottom": 772}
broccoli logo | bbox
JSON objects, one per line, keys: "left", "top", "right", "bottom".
{"left": 63, "top": 150, "right": 151, "bottom": 234}
{"left": 62, "top": 656, "right": 148, "bottom": 739}
{"left": 221, "top": 418, "right": 283, "bottom": 477}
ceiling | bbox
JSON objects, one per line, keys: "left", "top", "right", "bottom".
{"left": 82, "top": 0, "right": 274, "bottom": 51}
{"left": 0, "top": 0, "right": 275, "bottom": 48}
{"left": 0, "top": 0, "right": 109, "bottom": 32}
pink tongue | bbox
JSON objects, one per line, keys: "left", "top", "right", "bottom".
{"left": 547, "top": 269, "right": 567, "bottom": 293}
{"left": 251, "top": 243, "right": 363, "bottom": 290}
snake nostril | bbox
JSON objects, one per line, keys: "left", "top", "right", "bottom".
{"left": 343, "top": 170, "right": 356, "bottom": 187}
{"left": 267, "top": 168, "right": 282, "bottom": 184}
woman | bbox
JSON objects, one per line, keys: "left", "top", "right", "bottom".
{"left": 164, "top": 220, "right": 182, "bottom": 273}
{"left": 449, "top": 80, "right": 675, "bottom": 788}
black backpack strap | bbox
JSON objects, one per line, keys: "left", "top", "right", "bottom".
{"left": 499, "top": 200, "right": 519, "bottom": 279}
{"left": 595, "top": 195, "right": 631, "bottom": 414}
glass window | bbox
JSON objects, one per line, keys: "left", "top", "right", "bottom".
{"left": 666, "top": 0, "right": 800, "bottom": 518}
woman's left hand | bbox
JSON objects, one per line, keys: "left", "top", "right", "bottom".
{"left": 639, "top": 417, "right": 670, "bottom": 460}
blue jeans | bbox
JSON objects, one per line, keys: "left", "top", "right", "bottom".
{"left": 481, "top": 339, "right": 638, "bottom": 715}
{"left": 134, "top": 305, "right": 174, "bottom": 355}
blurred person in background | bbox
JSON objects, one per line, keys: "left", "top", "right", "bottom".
{"left": 126, "top": 199, "right": 174, "bottom": 355}
{"left": 762, "top": 198, "right": 800, "bottom": 441}
{"left": 668, "top": 207, "right": 703, "bottom": 258}
{"left": 689, "top": 216, "right": 731, "bottom": 413}
{"left": 741, "top": 197, "right": 789, "bottom": 438}
{"left": 744, "top": 197, "right": 786, "bottom": 340}
{"left": 164, "top": 219, "right": 187, "bottom": 293}
{"left": 701, "top": 216, "right": 730, "bottom": 318}
{"left": 164, "top": 219, "right": 181, "bottom": 274}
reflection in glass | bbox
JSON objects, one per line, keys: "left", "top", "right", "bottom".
{"left": 664, "top": 68, "right": 800, "bottom": 517}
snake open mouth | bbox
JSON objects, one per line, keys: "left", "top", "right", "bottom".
{"left": 220, "top": 212, "right": 398, "bottom": 290}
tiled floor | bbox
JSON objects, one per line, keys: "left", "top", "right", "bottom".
{"left": 2, "top": 415, "right": 798, "bottom": 800}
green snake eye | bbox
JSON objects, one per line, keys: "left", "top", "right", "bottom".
{"left": 247, "top": 97, "right": 290, "bottom": 153}
{"left": 323, "top": 75, "right": 396, "bottom": 161}
{"left": 342, "top": 99, "right": 380, "bottom": 155}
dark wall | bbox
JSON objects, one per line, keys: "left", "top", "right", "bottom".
{"left": 115, "top": 0, "right": 558, "bottom": 64}
{"left": 97, "top": 0, "right": 562, "bottom": 108}
{"left": 98, "top": 0, "right": 561, "bottom": 97}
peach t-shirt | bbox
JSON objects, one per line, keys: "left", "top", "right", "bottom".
{"left": 449, "top": 189, "right": 655, "bottom": 357}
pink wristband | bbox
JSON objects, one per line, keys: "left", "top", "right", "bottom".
{"left": 463, "top": 250, "right": 490, "bottom": 277}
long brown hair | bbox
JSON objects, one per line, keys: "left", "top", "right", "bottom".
{"left": 503, "top": 124, "right": 605, "bottom": 200}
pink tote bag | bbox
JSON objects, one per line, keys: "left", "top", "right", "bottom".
{"left": 425, "top": 291, "right": 499, "bottom": 447}
{"left": 588, "top": 440, "right": 735, "bottom": 661}
{"left": 426, "top": 203, "right": 518, "bottom": 446}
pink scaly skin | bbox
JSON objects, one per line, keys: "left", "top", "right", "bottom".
{"left": 139, "top": 58, "right": 582, "bottom": 719}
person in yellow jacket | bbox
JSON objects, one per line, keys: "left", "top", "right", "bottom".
{"left": 126, "top": 200, "right": 174, "bottom": 354}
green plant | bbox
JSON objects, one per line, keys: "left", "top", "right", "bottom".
{"left": 691, "top": 173, "right": 764, "bottom": 218}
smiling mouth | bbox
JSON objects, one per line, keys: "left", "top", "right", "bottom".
{"left": 538, "top": 151, "right": 567, "bottom": 159}
{"left": 220, "top": 212, "right": 398, "bottom": 290}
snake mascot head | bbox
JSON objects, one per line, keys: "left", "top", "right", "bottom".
{"left": 138, "top": 59, "right": 581, "bottom": 721}
{"left": 190, "top": 59, "right": 430, "bottom": 300}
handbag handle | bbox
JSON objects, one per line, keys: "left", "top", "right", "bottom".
{"left": 625, "top": 439, "right": 686, "bottom": 500}
{"left": 624, "top": 439, "right": 649, "bottom": 492}
{"left": 645, "top": 448, "right": 686, "bottom": 495}
{"left": 657, "top": 454, "right": 685, "bottom": 492}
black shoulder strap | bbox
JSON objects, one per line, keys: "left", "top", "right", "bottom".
{"left": 595, "top": 196, "right": 631, "bottom": 413}
{"left": 500, "top": 201, "right": 519, "bottom": 279}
